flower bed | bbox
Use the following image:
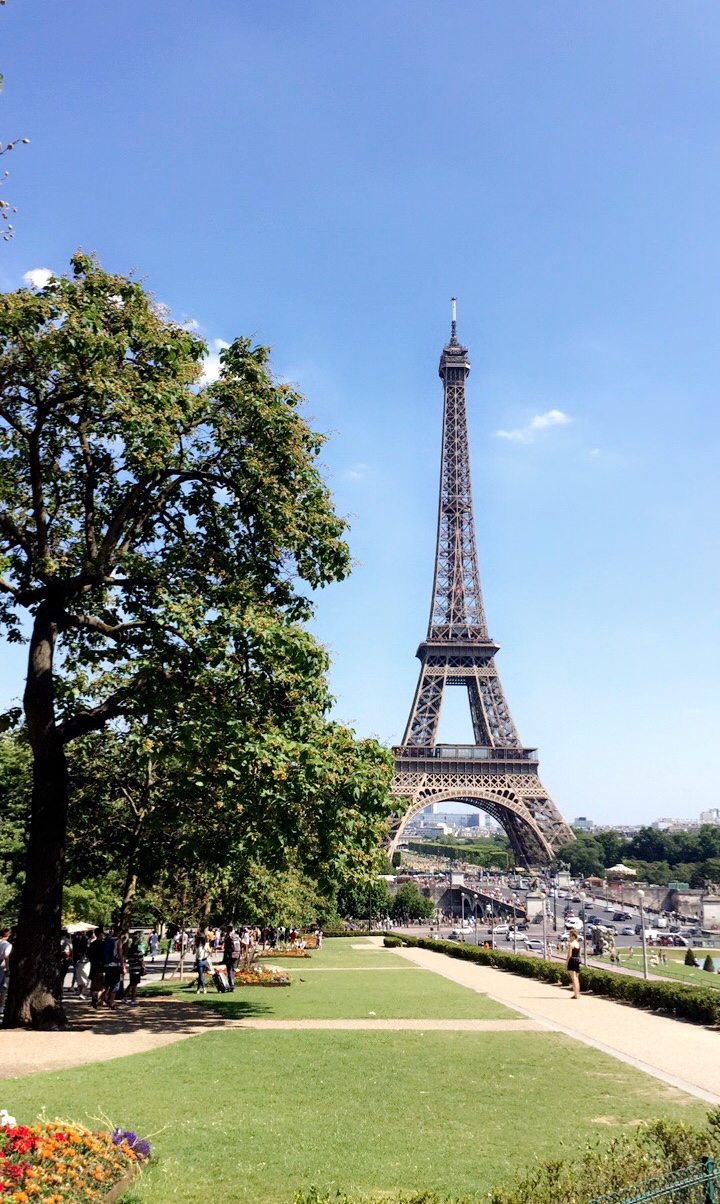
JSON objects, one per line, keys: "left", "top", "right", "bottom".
{"left": 0, "top": 1118, "right": 150, "bottom": 1201}
{"left": 236, "top": 965, "right": 291, "bottom": 986}
{"left": 255, "top": 949, "right": 311, "bottom": 959}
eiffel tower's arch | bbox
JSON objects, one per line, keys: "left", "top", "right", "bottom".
{"left": 387, "top": 779, "right": 556, "bottom": 866}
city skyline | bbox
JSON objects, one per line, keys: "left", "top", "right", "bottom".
{"left": 1, "top": 3, "right": 720, "bottom": 826}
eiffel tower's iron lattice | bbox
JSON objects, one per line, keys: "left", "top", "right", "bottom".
{"left": 390, "top": 303, "right": 574, "bottom": 866}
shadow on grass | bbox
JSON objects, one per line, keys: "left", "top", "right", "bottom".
{"left": 62, "top": 990, "right": 272, "bottom": 1034}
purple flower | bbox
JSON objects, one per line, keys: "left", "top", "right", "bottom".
{"left": 111, "top": 1127, "right": 151, "bottom": 1158}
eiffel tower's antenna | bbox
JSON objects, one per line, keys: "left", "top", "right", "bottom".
{"left": 451, "top": 296, "right": 457, "bottom": 341}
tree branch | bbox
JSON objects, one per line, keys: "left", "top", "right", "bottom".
{"left": 59, "top": 693, "right": 128, "bottom": 744}
{"left": 65, "top": 614, "right": 149, "bottom": 640}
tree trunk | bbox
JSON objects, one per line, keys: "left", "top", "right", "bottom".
{"left": 117, "top": 818, "right": 144, "bottom": 935}
{"left": 3, "top": 603, "right": 69, "bottom": 1029}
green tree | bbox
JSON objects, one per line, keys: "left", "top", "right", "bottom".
{"left": 337, "top": 877, "right": 393, "bottom": 923}
{"left": 593, "top": 828, "right": 622, "bottom": 868}
{"left": 684, "top": 947, "right": 696, "bottom": 967}
{"left": 702, "top": 954, "right": 715, "bottom": 973}
{"left": 556, "top": 834, "right": 604, "bottom": 879}
{"left": 391, "top": 882, "right": 434, "bottom": 922}
{"left": 0, "top": 254, "right": 356, "bottom": 1028}
{"left": 0, "top": 729, "right": 31, "bottom": 920}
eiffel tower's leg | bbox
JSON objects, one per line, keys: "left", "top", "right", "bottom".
{"left": 402, "top": 666, "right": 445, "bottom": 746}
{"left": 466, "top": 677, "right": 491, "bottom": 745}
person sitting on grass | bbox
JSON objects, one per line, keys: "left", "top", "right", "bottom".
{"left": 125, "top": 936, "right": 145, "bottom": 1006}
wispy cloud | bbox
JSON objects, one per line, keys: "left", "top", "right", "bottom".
{"left": 23, "top": 268, "right": 53, "bottom": 290}
{"left": 344, "top": 463, "right": 368, "bottom": 481}
{"left": 496, "top": 409, "right": 571, "bottom": 444}
{"left": 201, "top": 338, "right": 230, "bottom": 384}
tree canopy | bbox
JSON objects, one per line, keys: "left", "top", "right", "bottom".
{"left": 0, "top": 253, "right": 392, "bottom": 1027}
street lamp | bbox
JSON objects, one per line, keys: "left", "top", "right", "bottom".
{"left": 541, "top": 890, "right": 547, "bottom": 959}
{"left": 553, "top": 880, "right": 558, "bottom": 932}
{"left": 474, "top": 898, "right": 480, "bottom": 946}
{"left": 603, "top": 877, "right": 608, "bottom": 912}
{"left": 487, "top": 903, "right": 494, "bottom": 948}
{"left": 580, "top": 890, "right": 588, "bottom": 967}
{"left": 512, "top": 894, "right": 518, "bottom": 954}
{"left": 638, "top": 889, "right": 649, "bottom": 980}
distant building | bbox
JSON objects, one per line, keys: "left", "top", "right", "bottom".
{"left": 573, "top": 816, "right": 595, "bottom": 831}
{"left": 699, "top": 809, "right": 720, "bottom": 825}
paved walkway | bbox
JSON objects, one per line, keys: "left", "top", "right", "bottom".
{"left": 392, "top": 945, "right": 720, "bottom": 1105}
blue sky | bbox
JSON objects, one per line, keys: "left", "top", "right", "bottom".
{"left": 2, "top": 1, "right": 720, "bottom": 825}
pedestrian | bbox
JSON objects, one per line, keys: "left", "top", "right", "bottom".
{"left": 71, "top": 930, "right": 90, "bottom": 996}
{"left": 566, "top": 928, "right": 582, "bottom": 1000}
{"left": 149, "top": 932, "right": 159, "bottom": 963}
{"left": 60, "top": 929, "right": 73, "bottom": 988}
{"left": 194, "top": 931, "right": 210, "bottom": 994}
{"left": 316, "top": 928, "right": 323, "bottom": 950}
{"left": 0, "top": 927, "right": 12, "bottom": 1017}
{"left": 223, "top": 925, "right": 241, "bottom": 992}
{"left": 87, "top": 928, "right": 106, "bottom": 1009}
{"left": 102, "top": 926, "right": 125, "bottom": 1009}
{"left": 125, "top": 935, "right": 145, "bottom": 1005}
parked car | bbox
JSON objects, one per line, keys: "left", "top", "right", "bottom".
{"left": 524, "top": 938, "right": 545, "bottom": 951}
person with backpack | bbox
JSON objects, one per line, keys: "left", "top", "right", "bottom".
{"left": 102, "top": 925, "right": 125, "bottom": 1009}
{"left": 125, "top": 935, "right": 145, "bottom": 1005}
{"left": 223, "top": 925, "right": 241, "bottom": 992}
{"left": 87, "top": 928, "right": 106, "bottom": 1009}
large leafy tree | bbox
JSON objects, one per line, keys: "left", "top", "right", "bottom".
{"left": 0, "top": 253, "right": 353, "bottom": 1027}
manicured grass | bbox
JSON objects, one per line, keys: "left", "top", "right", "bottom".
{"left": 146, "top": 974, "right": 516, "bottom": 1021}
{"left": 6, "top": 1030, "right": 705, "bottom": 1204}
{"left": 594, "top": 950, "right": 720, "bottom": 991}
{"left": 147, "top": 939, "right": 516, "bottom": 1019}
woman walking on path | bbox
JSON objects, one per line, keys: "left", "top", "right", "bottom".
{"left": 566, "top": 928, "right": 582, "bottom": 999}
{"left": 194, "top": 932, "right": 211, "bottom": 994}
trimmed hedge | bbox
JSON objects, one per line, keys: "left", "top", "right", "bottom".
{"left": 383, "top": 935, "right": 720, "bottom": 1026}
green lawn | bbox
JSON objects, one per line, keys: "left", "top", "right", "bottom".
{"left": 7, "top": 1030, "right": 704, "bottom": 1204}
{"left": 593, "top": 949, "right": 720, "bottom": 991}
{"left": 148, "top": 940, "right": 516, "bottom": 1019}
{"left": 4, "top": 939, "right": 709, "bottom": 1204}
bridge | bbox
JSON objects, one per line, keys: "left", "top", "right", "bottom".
{"left": 417, "top": 878, "right": 528, "bottom": 923}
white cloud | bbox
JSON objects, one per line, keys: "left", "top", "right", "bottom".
{"left": 23, "top": 268, "right": 53, "bottom": 290}
{"left": 344, "top": 463, "right": 368, "bottom": 481}
{"left": 496, "top": 409, "right": 571, "bottom": 444}
{"left": 589, "top": 447, "right": 601, "bottom": 457}
{"left": 201, "top": 338, "right": 230, "bottom": 384}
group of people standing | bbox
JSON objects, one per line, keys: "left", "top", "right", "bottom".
{"left": 61, "top": 925, "right": 148, "bottom": 1009}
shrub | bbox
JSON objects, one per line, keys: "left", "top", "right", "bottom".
{"left": 383, "top": 937, "right": 720, "bottom": 1026}
{"left": 294, "top": 1112, "right": 720, "bottom": 1204}
{"left": 685, "top": 947, "right": 696, "bottom": 966}
{"left": 703, "top": 954, "right": 715, "bottom": 973}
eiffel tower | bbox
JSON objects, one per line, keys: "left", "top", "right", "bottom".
{"left": 390, "top": 302, "right": 574, "bottom": 866}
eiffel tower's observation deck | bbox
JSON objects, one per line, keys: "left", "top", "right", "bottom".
{"left": 390, "top": 302, "right": 574, "bottom": 866}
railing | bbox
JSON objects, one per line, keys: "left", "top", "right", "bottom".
{"left": 588, "top": 1157, "right": 719, "bottom": 1203}
{"left": 395, "top": 744, "right": 537, "bottom": 762}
